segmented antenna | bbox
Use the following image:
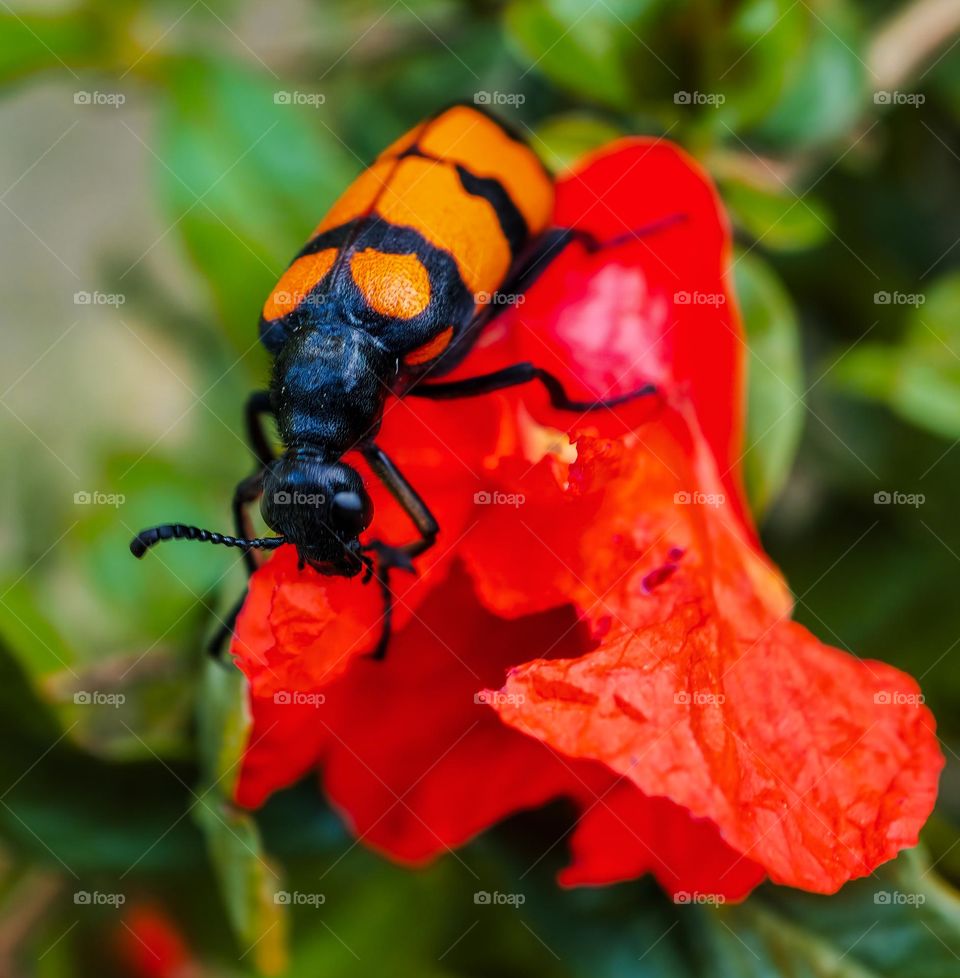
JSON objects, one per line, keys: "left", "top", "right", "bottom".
{"left": 129, "top": 524, "right": 285, "bottom": 558}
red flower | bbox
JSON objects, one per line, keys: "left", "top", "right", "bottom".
{"left": 115, "top": 903, "right": 193, "bottom": 978}
{"left": 231, "top": 139, "right": 942, "bottom": 899}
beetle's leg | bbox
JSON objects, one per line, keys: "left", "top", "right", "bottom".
{"left": 359, "top": 444, "right": 439, "bottom": 660}
{"left": 481, "top": 212, "right": 687, "bottom": 318}
{"left": 566, "top": 211, "right": 687, "bottom": 252}
{"left": 409, "top": 363, "right": 655, "bottom": 412}
{"left": 206, "top": 468, "right": 266, "bottom": 660}
{"left": 368, "top": 563, "right": 394, "bottom": 662}
{"left": 245, "top": 390, "right": 275, "bottom": 467}
{"left": 207, "top": 469, "right": 265, "bottom": 659}
{"left": 361, "top": 444, "right": 439, "bottom": 564}
{"left": 232, "top": 469, "right": 267, "bottom": 576}
{"left": 236, "top": 391, "right": 277, "bottom": 574}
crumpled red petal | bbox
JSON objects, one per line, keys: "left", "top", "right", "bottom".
{"left": 488, "top": 408, "right": 942, "bottom": 894}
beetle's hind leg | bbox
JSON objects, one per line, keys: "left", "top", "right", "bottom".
{"left": 410, "top": 363, "right": 656, "bottom": 412}
{"left": 475, "top": 213, "right": 688, "bottom": 323}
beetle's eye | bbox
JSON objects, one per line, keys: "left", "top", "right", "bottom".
{"left": 330, "top": 491, "right": 372, "bottom": 536}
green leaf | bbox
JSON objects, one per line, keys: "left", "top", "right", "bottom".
{"left": 196, "top": 659, "right": 281, "bottom": 971}
{"left": 0, "top": 577, "right": 76, "bottom": 682}
{"left": 194, "top": 797, "right": 288, "bottom": 976}
{"left": 711, "top": 0, "right": 812, "bottom": 133}
{"left": 278, "top": 849, "right": 564, "bottom": 978}
{"left": 751, "top": 3, "right": 867, "bottom": 149}
{"left": 158, "top": 56, "right": 357, "bottom": 360}
{"left": 504, "top": 0, "right": 656, "bottom": 110}
{"left": 701, "top": 850, "right": 960, "bottom": 977}
{"left": 0, "top": 644, "right": 203, "bottom": 874}
{"left": 533, "top": 113, "right": 627, "bottom": 173}
{"left": 198, "top": 658, "right": 251, "bottom": 797}
{"left": 834, "top": 272, "right": 960, "bottom": 440}
{"left": 0, "top": 10, "right": 106, "bottom": 85}
{"left": 722, "top": 177, "right": 832, "bottom": 251}
{"left": 734, "top": 250, "right": 805, "bottom": 516}
{"left": 74, "top": 452, "right": 237, "bottom": 650}
{"left": 44, "top": 647, "right": 197, "bottom": 762}
{"left": 505, "top": 846, "right": 960, "bottom": 978}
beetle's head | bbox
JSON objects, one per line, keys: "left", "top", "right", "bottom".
{"left": 260, "top": 455, "right": 373, "bottom": 577}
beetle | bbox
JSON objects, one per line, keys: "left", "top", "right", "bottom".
{"left": 130, "top": 103, "right": 683, "bottom": 658}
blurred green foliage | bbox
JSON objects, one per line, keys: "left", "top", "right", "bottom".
{"left": 1, "top": 0, "right": 960, "bottom": 974}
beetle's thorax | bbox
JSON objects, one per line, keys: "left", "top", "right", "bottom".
{"left": 271, "top": 323, "right": 395, "bottom": 458}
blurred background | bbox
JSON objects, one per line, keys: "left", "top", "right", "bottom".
{"left": 2, "top": 0, "right": 960, "bottom": 974}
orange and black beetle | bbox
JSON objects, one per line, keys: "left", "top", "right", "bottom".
{"left": 131, "top": 104, "right": 676, "bottom": 657}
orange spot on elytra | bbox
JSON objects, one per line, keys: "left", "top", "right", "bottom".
{"left": 350, "top": 249, "right": 431, "bottom": 320}
{"left": 404, "top": 325, "right": 454, "bottom": 366}
{"left": 263, "top": 248, "right": 338, "bottom": 320}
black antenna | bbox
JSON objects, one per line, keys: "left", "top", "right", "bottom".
{"left": 130, "top": 524, "right": 285, "bottom": 559}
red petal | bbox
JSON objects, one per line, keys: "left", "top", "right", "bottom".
{"left": 235, "top": 694, "right": 331, "bottom": 809}
{"left": 231, "top": 545, "right": 384, "bottom": 699}
{"left": 462, "top": 139, "right": 749, "bottom": 525}
{"left": 238, "top": 560, "right": 766, "bottom": 898}
{"left": 490, "top": 410, "right": 943, "bottom": 893}
{"left": 561, "top": 784, "right": 765, "bottom": 900}
{"left": 115, "top": 904, "right": 191, "bottom": 978}
{"left": 294, "top": 565, "right": 597, "bottom": 860}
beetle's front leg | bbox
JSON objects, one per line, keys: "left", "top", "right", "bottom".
{"left": 359, "top": 444, "right": 438, "bottom": 660}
